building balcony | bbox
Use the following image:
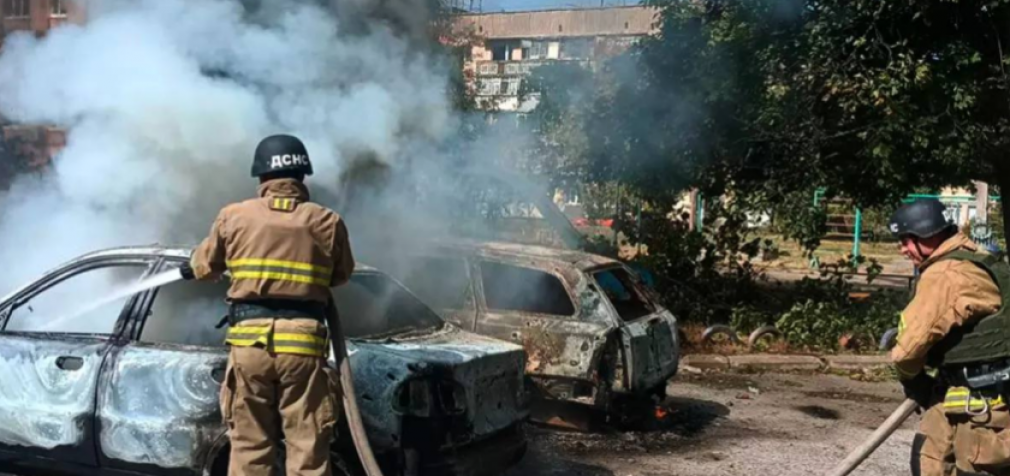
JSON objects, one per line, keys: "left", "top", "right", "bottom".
{"left": 474, "top": 59, "right": 593, "bottom": 77}
{"left": 2, "top": 17, "right": 31, "bottom": 33}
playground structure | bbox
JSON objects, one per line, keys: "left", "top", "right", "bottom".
{"left": 809, "top": 188, "right": 1003, "bottom": 268}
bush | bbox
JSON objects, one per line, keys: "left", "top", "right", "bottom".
{"left": 775, "top": 292, "right": 901, "bottom": 351}
{"left": 584, "top": 195, "right": 906, "bottom": 352}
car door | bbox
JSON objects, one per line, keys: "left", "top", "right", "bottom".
{"left": 590, "top": 265, "right": 679, "bottom": 393}
{"left": 0, "top": 257, "right": 154, "bottom": 468}
{"left": 96, "top": 257, "right": 230, "bottom": 476}
{"left": 472, "top": 259, "right": 608, "bottom": 394}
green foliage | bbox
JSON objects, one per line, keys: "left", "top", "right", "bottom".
{"left": 775, "top": 289, "right": 904, "bottom": 351}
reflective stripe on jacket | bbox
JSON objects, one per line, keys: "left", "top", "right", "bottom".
{"left": 943, "top": 386, "right": 1006, "bottom": 415}
{"left": 225, "top": 318, "right": 330, "bottom": 358}
{"left": 190, "top": 178, "right": 354, "bottom": 356}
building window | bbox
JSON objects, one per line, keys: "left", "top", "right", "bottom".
{"left": 490, "top": 41, "right": 509, "bottom": 61}
{"left": 504, "top": 63, "right": 521, "bottom": 75}
{"left": 526, "top": 41, "right": 548, "bottom": 60}
{"left": 478, "top": 78, "right": 502, "bottom": 96}
{"left": 560, "top": 38, "right": 593, "bottom": 60}
{"left": 4, "top": 0, "right": 30, "bottom": 19}
{"left": 51, "top": 0, "right": 67, "bottom": 17}
{"left": 478, "top": 62, "right": 498, "bottom": 76}
{"left": 504, "top": 78, "right": 520, "bottom": 96}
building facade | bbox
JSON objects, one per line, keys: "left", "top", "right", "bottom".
{"left": 0, "top": 0, "right": 84, "bottom": 173}
{"left": 452, "top": 6, "right": 658, "bottom": 111}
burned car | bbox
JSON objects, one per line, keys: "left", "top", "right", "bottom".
{"left": 0, "top": 246, "right": 528, "bottom": 476}
{"left": 387, "top": 241, "right": 680, "bottom": 413}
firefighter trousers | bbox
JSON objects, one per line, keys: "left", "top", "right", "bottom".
{"left": 913, "top": 401, "right": 1010, "bottom": 476}
{"left": 220, "top": 346, "right": 343, "bottom": 476}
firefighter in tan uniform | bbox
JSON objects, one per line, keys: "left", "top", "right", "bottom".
{"left": 889, "top": 198, "right": 1005, "bottom": 476}
{"left": 180, "top": 134, "right": 355, "bottom": 476}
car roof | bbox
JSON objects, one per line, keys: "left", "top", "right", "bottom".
{"left": 431, "top": 239, "right": 620, "bottom": 271}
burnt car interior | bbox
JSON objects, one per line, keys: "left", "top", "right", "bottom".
{"left": 331, "top": 273, "right": 445, "bottom": 339}
{"left": 4, "top": 263, "right": 149, "bottom": 336}
{"left": 398, "top": 257, "right": 474, "bottom": 311}
{"left": 592, "top": 268, "right": 656, "bottom": 322}
{"left": 141, "top": 263, "right": 448, "bottom": 345}
{"left": 479, "top": 261, "right": 575, "bottom": 316}
{"left": 140, "top": 275, "right": 230, "bottom": 347}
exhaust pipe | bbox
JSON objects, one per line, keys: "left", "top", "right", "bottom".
{"left": 826, "top": 398, "right": 918, "bottom": 476}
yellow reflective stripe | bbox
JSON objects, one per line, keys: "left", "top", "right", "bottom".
{"left": 897, "top": 312, "right": 907, "bottom": 338}
{"left": 273, "top": 333, "right": 327, "bottom": 345}
{"left": 227, "top": 259, "right": 331, "bottom": 275}
{"left": 228, "top": 326, "right": 271, "bottom": 334}
{"left": 943, "top": 387, "right": 1004, "bottom": 409}
{"left": 273, "top": 346, "right": 327, "bottom": 356}
{"left": 232, "top": 271, "right": 330, "bottom": 286}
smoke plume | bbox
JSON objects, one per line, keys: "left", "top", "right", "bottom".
{"left": 0, "top": 0, "right": 540, "bottom": 296}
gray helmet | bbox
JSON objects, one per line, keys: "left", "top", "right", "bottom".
{"left": 251, "top": 134, "right": 314, "bottom": 177}
{"left": 889, "top": 198, "right": 955, "bottom": 239}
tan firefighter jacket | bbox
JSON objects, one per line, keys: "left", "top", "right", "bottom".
{"left": 891, "top": 232, "right": 1001, "bottom": 412}
{"left": 191, "top": 178, "right": 355, "bottom": 357}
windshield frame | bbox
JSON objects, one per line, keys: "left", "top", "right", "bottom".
{"left": 332, "top": 269, "right": 447, "bottom": 342}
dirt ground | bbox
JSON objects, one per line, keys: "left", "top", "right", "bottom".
{"left": 505, "top": 369, "right": 915, "bottom": 476}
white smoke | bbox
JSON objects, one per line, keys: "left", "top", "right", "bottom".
{"left": 0, "top": 0, "right": 477, "bottom": 294}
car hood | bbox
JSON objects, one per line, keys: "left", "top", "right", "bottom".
{"left": 335, "top": 326, "right": 529, "bottom": 450}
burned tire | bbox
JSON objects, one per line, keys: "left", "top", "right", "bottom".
{"left": 702, "top": 325, "right": 742, "bottom": 345}
{"left": 747, "top": 325, "right": 781, "bottom": 349}
{"left": 879, "top": 328, "right": 899, "bottom": 351}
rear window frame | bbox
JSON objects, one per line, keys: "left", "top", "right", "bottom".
{"left": 585, "top": 263, "right": 662, "bottom": 323}
{"left": 474, "top": 258, "right": 579, "bottom": 319}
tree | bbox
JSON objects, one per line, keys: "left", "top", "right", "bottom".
{"left": 526, "top": 0, "right": 1010, "bottom": 247}
{"left": 770, "top": 0, "right": 1010, "bottom": 234}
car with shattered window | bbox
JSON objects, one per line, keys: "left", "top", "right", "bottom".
{"left": 381, "top": 241, "right": 680, "bottom": 418}
{"left": 0, "top": 246, "right": 529, "bottom": 476}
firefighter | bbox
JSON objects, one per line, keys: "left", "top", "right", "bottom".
{"left": 889, "top": 198, "right": 1009, "bottom": 476}
{"left": 180, "top": 134, "right": 355, "bottom": 476}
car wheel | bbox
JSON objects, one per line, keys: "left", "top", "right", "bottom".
{"left": 747, "top": 325, "right": 781, "bottom": 349}
{"left": 879, "top": 328, "right": 899, "bottom": 351}
{"left": 702, "top": 325, "right": 742, "bottom": 345}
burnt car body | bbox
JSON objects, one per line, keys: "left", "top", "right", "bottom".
{"left": 0, "top": 246, "right": 528, "bottom": 476}
{"left": 386, "top": 241, "right": 680, "bottom": 411}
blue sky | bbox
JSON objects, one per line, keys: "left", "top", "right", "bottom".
{"left": 474, "top": 0, "right": 640, "bottom": 13}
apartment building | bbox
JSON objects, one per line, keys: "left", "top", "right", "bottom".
{"left": 0, "top": 0, "right": 84, "bottom": 173}
{"left": 452, "top": 6, "right": 658, "bottom": 111}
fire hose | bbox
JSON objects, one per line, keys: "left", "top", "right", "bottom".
{"left": 825, "top": 398, "right": 918, "bottom": 476}
{"left": 327, "top": 303, "right": 386, "bottom": 476}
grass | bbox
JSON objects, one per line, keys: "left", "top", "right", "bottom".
{"left": 747, "top": 232, "right": 908, "bottom": 273}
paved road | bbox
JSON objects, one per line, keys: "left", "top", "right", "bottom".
{"left": 505, "top": 369, "right": 912, "bottom": 476}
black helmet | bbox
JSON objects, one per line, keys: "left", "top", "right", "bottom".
{"left": 889, "top": 198, "right": 955, "bottom": 239}
{"left": 251, "top": 134, "right": 314, "bottom": 177}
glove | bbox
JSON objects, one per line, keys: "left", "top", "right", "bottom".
{"left": 179, "top": 262, "right": 196, "bottom": 281}
{"left": 900, "top": 372, "right": 936, "bottom": 408}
